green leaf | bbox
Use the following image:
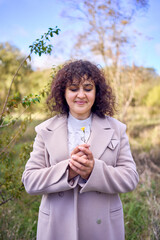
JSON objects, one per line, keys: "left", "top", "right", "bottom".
{"left": 27, "top": 55, "right": 31, "bottom": 61}
{"left": 24, "top": 60, "right": 27, "bottom": 66}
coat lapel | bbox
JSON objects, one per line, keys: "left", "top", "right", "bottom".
{"left": 88, "top": 115, "right": 115, "bottom": 159}
{"left": 39, "top": 114, "right": 115, "bottom": 163}
{"left": 40, "top": 115, "right": 70, "bottom": 163}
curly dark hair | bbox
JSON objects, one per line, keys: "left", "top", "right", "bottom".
{"left": 47, "top": 60, "right": 116, "bottom": 118}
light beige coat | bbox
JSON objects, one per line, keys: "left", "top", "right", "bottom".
{"left": 22, "top": 114, "right": 139, "bottom": 240}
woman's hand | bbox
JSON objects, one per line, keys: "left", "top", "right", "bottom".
{"left": 68, "top": 167, "right": 78, "bottom": 180}
{"left": 69, "top": 144, "right": 94, "bottom": 180}
{"left": 68, "top": 146, "right": 88, "bottom": 180}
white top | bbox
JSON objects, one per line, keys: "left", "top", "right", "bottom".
{"left": 67, "top": 112, "right": 92, "bottom": 154}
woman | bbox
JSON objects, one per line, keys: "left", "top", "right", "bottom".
{"left": 22, "top": 60, "right": 139, "bottom": 240}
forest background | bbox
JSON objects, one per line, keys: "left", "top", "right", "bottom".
{"left": 0, "top": 0, "right": 160, "bottom": 239}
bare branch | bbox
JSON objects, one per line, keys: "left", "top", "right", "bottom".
{"left": 0, "top": 106, "right": 29, "bottom": 128}
{"left": 0, "top": 196, "right": 13, "bottom": 206}
{"left": 0, "top": 125, "right": 25, "bottom": 155}
{"left": 0, "top": 54, "right": 30, "bottom": 122}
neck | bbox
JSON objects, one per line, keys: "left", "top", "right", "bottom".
{"left": 69, "top": 111, "right": 91, "bottom": 120}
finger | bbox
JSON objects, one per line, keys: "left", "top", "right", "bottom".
{"left": 71, "top": 144, "right": 90, "bottom": 156}
{"left": 70, "top": 159, "right": 86, "bottom": 171}
{"left": 69, "top": 159, "right": 94, "bottom": 180}
{"left": 78, "top": 146, "right": 93, "bottom": 159}
{"left": 69, "top": 162, "right": 79, "bottom": 174}
{"left": 69, "top": 161, "right": 88, "bottom": 174}
{"left": 72, "top": 151, "right": 88, "bottom": 158}
{"left": 72, "top": 151, "right": 85, "bottom": 157}
{"left": 79, "top": 143, "right": 90, "bottom": 148}
{"left": 71, "top": 146, "right": 80, "bottom": 155}
{"left": 71, "top": 155, "right": 89, "bottom": 167}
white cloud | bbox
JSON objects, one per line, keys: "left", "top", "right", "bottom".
{"left": 30, "top": 54, "right": 66, "bottom": 70}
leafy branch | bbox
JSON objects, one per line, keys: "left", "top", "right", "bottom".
{"left": 0, "top": 27, "right": 60, "bottom": 122}
{"left": 0, "top": 27, "right": 60, "bottom": 206}
{"left": 29, "top": 27, "right": 60, "bottom": 56}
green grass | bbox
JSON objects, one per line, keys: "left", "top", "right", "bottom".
{"left": 0, "top": 192, "right": 41, "bottom": 240}
{"left": 121, "top": 191, "right": 150, "bottom": 240}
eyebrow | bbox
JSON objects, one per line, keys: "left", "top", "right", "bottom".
{"left": 69, "top": 83, "right": 94, "bottom": 87}
{"left": 83, "top": 83, "right": 93, "bottom": 87}
{"left": 69, "top": 83, "right": 78, "bottom": 87}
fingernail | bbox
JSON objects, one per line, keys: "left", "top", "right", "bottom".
{"left": 78, "top": 146, "right": 83, "bottom": 150}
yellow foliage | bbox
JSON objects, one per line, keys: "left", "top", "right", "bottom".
{"left": 145, "top": 85, "right": 160, "bottom": 107}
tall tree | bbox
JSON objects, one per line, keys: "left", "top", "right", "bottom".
{"left": 62, "top": 0, "right": 149, "bottom": 120}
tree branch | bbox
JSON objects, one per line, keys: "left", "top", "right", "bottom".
{"left": 0, "top": 54, "right": 30, "bottom": 122}
{"left": 0, "top": 106, "right": 29, "bottom": 128}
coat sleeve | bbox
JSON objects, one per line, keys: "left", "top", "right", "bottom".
{"left": 22, "top": 128, "right": 79, "bottom": 195}
{"left": 79, "top": 124, "right": 139, "bottom": 194}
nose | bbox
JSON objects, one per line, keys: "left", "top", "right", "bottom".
{"left": 77, "top": 88, "right": 85, "bottom": 98}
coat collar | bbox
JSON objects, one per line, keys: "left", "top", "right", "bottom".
{"left": 40, "top": 115, "right": 69, "bottom": 161}
{"left": 88, "top": 114, "right": 115, "bottom": 158}
{"left": 40, "top": 114, "right": 115, "bottom": 161}
{"left": 45, "top": 114, "right": 67, "bottom": 131}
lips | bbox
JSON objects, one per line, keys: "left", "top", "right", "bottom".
{"left": 75, "top": 101, "right": 86, "bottom": 105}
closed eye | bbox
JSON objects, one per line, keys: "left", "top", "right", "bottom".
{"left": 68, "top": 83, "right": 94, "bottom": 92}
{"left": 69, "top": 88, "right": 78, "bottom": 92}
{"left": 84, "top": 88, "right": 92, "bottom": 92}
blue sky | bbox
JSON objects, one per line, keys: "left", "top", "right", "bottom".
{"left": 0, "top": 0, "right": 160, "bottom": 74}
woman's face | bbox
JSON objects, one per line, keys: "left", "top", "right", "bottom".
{"left": 65, "top": 79, "right": 96, "bottom": 120}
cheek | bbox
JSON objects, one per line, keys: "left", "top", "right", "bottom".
{"left": 90, "top": 92, "right": 96, "bottom": 104}
{"left": 65, "top": 92, "right": 74, "bottom": 105}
